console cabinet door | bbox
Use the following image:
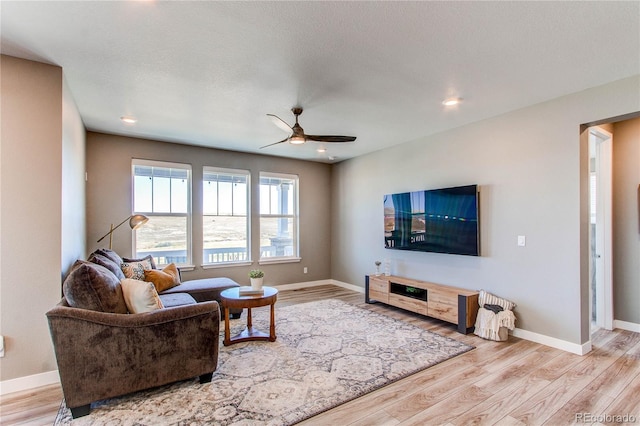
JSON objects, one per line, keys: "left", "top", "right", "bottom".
{"left": 427, "top": 288, "right": 458, "bottom": 323}
{"left": 388, "top": 293, "right": 428, "bottom": 316}
{"left": 368, "top": 276, "right": 389, "bottom": 303}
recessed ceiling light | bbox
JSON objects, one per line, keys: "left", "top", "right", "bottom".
{"left": 442, "top": 97, "right": 462, "bottom": 107}
{"left": 120, "top": 116, "right": 138, "bottom": 124}
{"left": 317, "top": 148, "right": 327, "bottom": 153}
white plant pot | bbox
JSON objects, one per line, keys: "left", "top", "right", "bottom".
{"left": 250, "top": 277, "right": 263, "bottom": 290}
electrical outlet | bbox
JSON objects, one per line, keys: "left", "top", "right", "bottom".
{"left": 517, "top": 235, "right": 526, "bottom": 247}
{"left": 0, "top": 335, "right": 5, "bottom": 357}
{"left": 303, "top": 267, "right": 308, "bottom": 274}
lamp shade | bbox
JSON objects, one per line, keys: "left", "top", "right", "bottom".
{"left": 129, "top": 214, "right": 149, "bottom": 230}
{"left": 97, "top": 214, "right": 150, "bottom": 249}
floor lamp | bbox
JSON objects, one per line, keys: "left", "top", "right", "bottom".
{"left": 97, "top": 214, "right": 149, "bottom": 250}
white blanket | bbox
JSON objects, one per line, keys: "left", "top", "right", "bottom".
{"left": 474, "top": 307, "right": 516, "bottom": 341}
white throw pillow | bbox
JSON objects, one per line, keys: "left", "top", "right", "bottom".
{"left": 121, "top": 278, "right": 164, "bottom": 313}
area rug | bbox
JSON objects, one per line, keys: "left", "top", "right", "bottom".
{"left": 55, "top": 299, "right": 473, "bottom": 425}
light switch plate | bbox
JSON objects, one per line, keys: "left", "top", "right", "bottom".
{"left": 0, "top": 335, "right": 5, "bottom": 357}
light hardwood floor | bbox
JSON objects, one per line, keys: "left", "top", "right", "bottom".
{"left": 2, "top": 285, "right": 639, "bottom": 425}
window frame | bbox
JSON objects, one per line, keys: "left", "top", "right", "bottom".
{"left": 202, "top": 166, "right": 251, "bottom": 268}
{"left": 131, "top": 159, "right": 193, "bottom": 268}
{"left": 258, "top": 171, "right": 300, "bottom": 264}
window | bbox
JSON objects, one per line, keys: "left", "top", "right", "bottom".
{"left": 203, "top": 167, "right": 250, "bottom": 265}
{"left": 259, "top": 172, "right": 299, "bottom": 262}
{"left": 132, "top": 160, "right": 191, "bottom": 266}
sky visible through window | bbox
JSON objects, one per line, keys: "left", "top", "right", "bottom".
{"left": 203, "top": 173, "right": 247, "bottom": 216}
{"left": 134, "top": 166, "right": 189, "bottom": 213}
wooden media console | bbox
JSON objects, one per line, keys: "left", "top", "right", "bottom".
{"left": 365, "top": 274, "right": 479, "bottom": 334}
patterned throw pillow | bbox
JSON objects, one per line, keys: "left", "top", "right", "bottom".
{"left": 121, "top": 259, "right": 152, "bottom": 280}
{"left": 121, "top": 278, "right": 164, "bottom": 313}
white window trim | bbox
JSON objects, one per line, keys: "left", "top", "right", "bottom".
{"left": 133, "top": 158, "right": 192, "bottom": 170}
{"left": 132, "top": 159, "right": 193, "bottom": 266}
{"left": 202, "top": 166, "right": 251, "bottom": 266}
{"left": 204, "top": 166, "right": 251, "bottom": 176}
{"left": 202, "top": 261, "right": 252, "bottom": 270}
{"left": 259, "top": 172, "right": 300, "bottom": 261}
{"left": 258, "top": 257, "right": 302, "bottom": 266}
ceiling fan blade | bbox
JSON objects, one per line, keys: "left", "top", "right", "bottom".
{"left": 306, "top": 135, "right": 357, "bottom": 143}
{"left": 259, "top": 137, "right": 290, "bottom": 149}
{"left": 267, "top": 114, "right": 293, "bottom": 134}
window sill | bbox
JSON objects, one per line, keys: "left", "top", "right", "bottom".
{"left": 258, "top": 257, "right": 302, "bottom": 265}
{"left": 202, "top": 261, "right": 252, "bottom": 270}
{"left": 175, "top": 265, "right": 196, "bottom": 272}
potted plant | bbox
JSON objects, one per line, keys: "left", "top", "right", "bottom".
{"left": 248, "top": 269, "right": 264, "bottom": 290}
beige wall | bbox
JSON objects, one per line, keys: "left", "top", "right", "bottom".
{"left": 0, "top": 56, "right": 68, "bottom": 381}
{"left": 613, "top": 117, "right": 640, "bottom": 323}
{"left": 86, "top": 132, "right": 332, "bottom": 287}
{"left": 331, "top": 75, "right": 640, "bottom": 347}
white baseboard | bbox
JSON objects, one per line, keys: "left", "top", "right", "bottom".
{"left": 511, "top": 328, "right": 592, "bottom": 355}
{"left": 275, "top": 279, "right": 365, "bottom": 294}
{"left": 614, "top": 319, "right": 640, "bottom": 333}
{"left": 275, "top": 279, "right": 334, "bottom": 291}
{"left": 329, "top": 279, "right": 366, "bottom": 293}
{"left": 0, "top": 370, "right": 59, "bottom": 396}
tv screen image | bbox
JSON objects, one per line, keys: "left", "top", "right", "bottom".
{"left": 384, "top": 184, "right": 479, "bottom": 256}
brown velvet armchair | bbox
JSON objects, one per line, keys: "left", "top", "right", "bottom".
{"left": 46, "top": 298, "right": 220, "bottom": 418}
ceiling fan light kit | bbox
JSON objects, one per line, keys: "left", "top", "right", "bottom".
{"left": 289, "top": 135, "right": 306, "bottom": 145}
{"left": 261, "top": 107, "right": 356, "bottom": 149}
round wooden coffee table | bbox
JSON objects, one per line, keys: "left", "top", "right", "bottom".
{"left": 220, "top": 286, "right": 278, "bottom": 346}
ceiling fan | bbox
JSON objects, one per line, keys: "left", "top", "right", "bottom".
{"left": 260, "top": 107, "right": 356, "bottom": 149}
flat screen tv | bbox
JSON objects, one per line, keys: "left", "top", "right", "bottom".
{"left": 384, "top": 184, "right": 480, "bottom": 256}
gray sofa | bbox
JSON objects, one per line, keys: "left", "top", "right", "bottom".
{"left": 46, "top": 250, "right": 241, "bottom": 418}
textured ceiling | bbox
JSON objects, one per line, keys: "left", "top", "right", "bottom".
{"left": 2, "top": 1, "right": 639, "bottom": 163}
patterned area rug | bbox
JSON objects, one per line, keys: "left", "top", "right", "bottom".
{"left": 55, "top": 299, "right": 473, "bottom": 425}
